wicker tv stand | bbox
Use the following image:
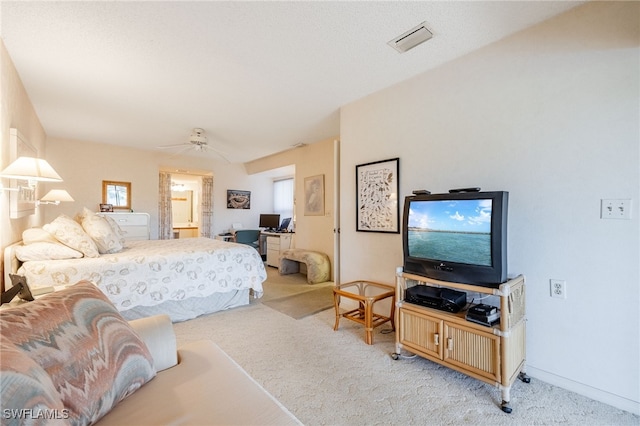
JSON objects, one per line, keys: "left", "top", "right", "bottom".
{"left": 392, "top": 269, "right": 530, "bottom": 413}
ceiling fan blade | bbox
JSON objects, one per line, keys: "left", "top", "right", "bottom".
{"left": 204, "top": 145, "right": 230, "bottom": 163}
{"left": 164, "top": 145, "right": 193, "bottom": 159}
{"left": 157, "top": 143, "right": 190, "bottom": 149}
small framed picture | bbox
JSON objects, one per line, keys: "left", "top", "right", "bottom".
{"left": 227, "top": 190, "right": 251, "bottom": 209}
{"left": 100, "top": 203, "right": 114, "bottom": 212}
{"left": 304, "top": 175, "right": 325, "bottom": 216}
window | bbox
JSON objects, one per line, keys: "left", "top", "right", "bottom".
{"left": 273, "top": 178, "right": 294, "bottom": 222}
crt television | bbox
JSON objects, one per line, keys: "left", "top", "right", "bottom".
{"left": 259, "top": 214, "right": 280, "bottom": 230}
{"left": 402, "top": 191, "right": 508, "bottom": 287}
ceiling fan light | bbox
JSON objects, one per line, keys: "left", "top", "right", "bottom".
{"left": 157, "top": 128, "right": 229, "bottom": 163}
{"left": 190, "top": 128, "right": 207, "bottom": 144}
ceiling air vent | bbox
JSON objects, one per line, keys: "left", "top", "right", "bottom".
{"left": 388, "top": 22, "right": 433, "bottom": 53}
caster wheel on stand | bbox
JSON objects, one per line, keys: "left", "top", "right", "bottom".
{"left": 518, "top": 372, "right": 531, "bottom": 384}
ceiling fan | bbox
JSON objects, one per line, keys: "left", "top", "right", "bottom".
{"left": 157, "top": 128, "right": 229, "bottom": 162}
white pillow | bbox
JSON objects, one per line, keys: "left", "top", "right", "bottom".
{"left": 98, "top": 214, "right": 127, "bottom": 247}
{"left": 15, "top": 242, "right": 84, "bottom": 261}
{"left": 22, "top": 228, "right": 57, "bottom": 245}
{"left": 43, "top": 215, "right": 100, "bottom": 258}
{"left": 78, "top": 208, "right": 123, "bottom": 254}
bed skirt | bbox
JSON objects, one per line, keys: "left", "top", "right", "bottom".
{"left": 119, "top": 288, "right": 251, "bottom": 322}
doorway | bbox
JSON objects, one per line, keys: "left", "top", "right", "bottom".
{"left": 171, "top": 174, "right": 201, "bottom": 238}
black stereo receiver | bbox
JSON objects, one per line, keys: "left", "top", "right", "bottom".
{"left": 404, "top": 286, "right": 467, "bottom": 313}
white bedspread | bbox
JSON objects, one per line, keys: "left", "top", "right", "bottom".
{"left": 17, "top": 238, "right": 266, "bottom": 313}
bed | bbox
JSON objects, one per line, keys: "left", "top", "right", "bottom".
{"left": 4, "top": 237, "right": 266, "bottom": 322}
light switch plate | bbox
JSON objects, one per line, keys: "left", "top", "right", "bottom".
{"left": 601, "top": 199, "right": 632, "bottom": 220}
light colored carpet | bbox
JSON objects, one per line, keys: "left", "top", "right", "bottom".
{"left": 263, "top": 285, "right": 334, "bottom": 320}
{"left": 173, "top": 271, "right": 639, "bottom": 425}
{"left": 257, "top": 266, "right": 334, "bottom": 302}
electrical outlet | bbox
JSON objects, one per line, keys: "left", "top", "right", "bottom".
{"left": 550, "top": 279, "right": 566, "bottom": 299}
{"left": 601, "top": 199, "right": 632, "bottom": 220}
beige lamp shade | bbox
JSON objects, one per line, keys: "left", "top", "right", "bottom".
{"left": 0, "top": 157, "right": 63, "bottom": 182}
{"left": 40, "top": 189, "right": 74, "bottom": 203}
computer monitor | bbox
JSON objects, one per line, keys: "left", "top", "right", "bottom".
{"left": 278, "top": 217, "right": 291, "bottom": 231}
{"left": 259, "top": 214, "right": 280, "bottom": 230}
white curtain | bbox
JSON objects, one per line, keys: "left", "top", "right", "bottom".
{"left": 273, "top": 178, "right": 294, "bottom": 220}
{"left": 200, "top": 176, "right": 214, "bottom": 238}
{"left": 158, "top": 172, "right": 173, "bottom": 239}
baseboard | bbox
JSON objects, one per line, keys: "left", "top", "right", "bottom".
{"left": 527, "top": 366, "right": 639, "bottom": 415}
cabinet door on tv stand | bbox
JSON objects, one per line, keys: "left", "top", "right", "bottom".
{"left": 398, "top": 307, "right": 443, "bottom": 360}
{"left": 443, "top": 322, "right": 500, "bottom": 382}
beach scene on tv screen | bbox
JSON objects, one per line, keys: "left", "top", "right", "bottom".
{"left": 408, "top": 199, "right": 492, "bottom": 266}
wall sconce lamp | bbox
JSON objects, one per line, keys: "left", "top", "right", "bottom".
{"left": 37, "top": 189, "right": 75, "bottom": 206}
{"left": 0, "top": 156, "right": 63, "bottom": 193}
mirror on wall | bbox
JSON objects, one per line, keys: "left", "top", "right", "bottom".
{"left": 171, "top": 175, "right": 201, "bottom": 226}
{"left": 102, "top": 180, "right": 131, "bottom": 210}
{"left": 171, "top": 190, "right": 193, "bottom": 223}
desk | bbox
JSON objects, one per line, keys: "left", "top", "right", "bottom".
{"left": 215, "top": 234, "right": 235, "bottom": 242}
{"left": 259, "top": 232, "right": 293, "bottom": 267}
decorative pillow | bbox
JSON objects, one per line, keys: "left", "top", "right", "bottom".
{"left": 100, "top": 214, "right": 127, "bottom": 246}
{"left": 0, "top": 340, "right": 70, "bottom": 425}
{"left": 15, "top": 242, "right": 84, "bottom": 261}
{"left": 43, "top": 215, "right": 100, "bottom": 258}
{"left": 22, "top": 227, "right": 58, "bottom": 245}
{"left": 0, "top": 281, "right": 156, "bottom": 425}
{"left": 78, "top": 208, "right": 123, "bottom": 254}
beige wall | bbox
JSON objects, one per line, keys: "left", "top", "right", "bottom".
{"left": 44, "top": 137, "right": 274, "bottom": 239}
{"left": 246, "top": 137, "right": 337, "bottom": 276}
{"left": 340, "top": 2, "right": 639, "bottom": 413}
{"left": 45, "top": 135, "right": 337, "bottom": 270}
{"left": 0, "top": 40, "right": 48, "bottom": 289}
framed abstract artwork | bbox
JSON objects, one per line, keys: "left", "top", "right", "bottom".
{"left": 356, "top": 157, "right": 400, "bottom": 233}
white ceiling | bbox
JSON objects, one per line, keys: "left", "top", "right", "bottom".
{"left": 0, "top": 1, "right": 584, "bottom": 163}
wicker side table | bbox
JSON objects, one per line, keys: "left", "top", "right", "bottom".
{"left": 333, "top": 280, "right": 395, "bottom": 345}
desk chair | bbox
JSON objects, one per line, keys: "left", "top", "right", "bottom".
{"left": 234, "top": 230, "right": 260, "bottom": 250}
